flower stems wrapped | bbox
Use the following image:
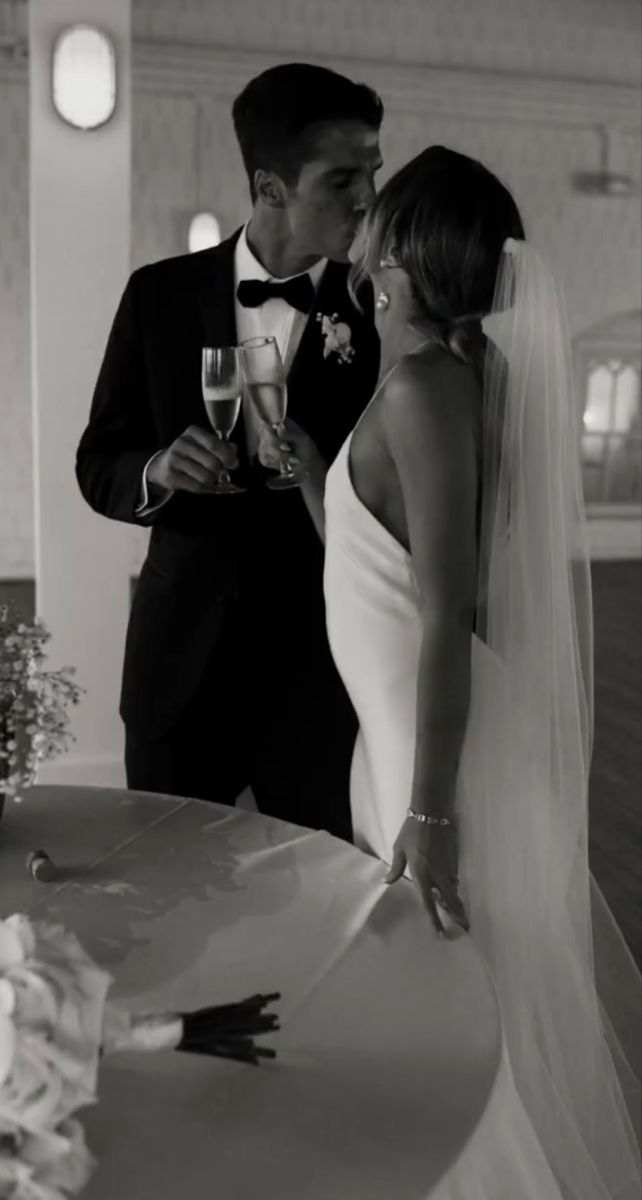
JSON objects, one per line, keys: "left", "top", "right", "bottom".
{"left": 102, "top": 993, "right": 281, "bottom": 1065}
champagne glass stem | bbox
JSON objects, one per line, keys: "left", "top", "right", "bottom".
{"left": 216, "top": 430, "right": 232, "bottom": 486}
{"left": 274, "top": 422, "right": 295, "bottom": 480}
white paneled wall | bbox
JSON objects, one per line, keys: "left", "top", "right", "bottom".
{"left": 1, "top": 0, "right": 641, "bottom": 575}
{"left": 0, "top": 70, "right": 32, "bottom": 576}
{"left": 131, "top": 0, "right": 641, "bottom": 85}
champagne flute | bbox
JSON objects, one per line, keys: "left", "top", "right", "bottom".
{"left": 239, "top": 336, "right": 308, "bottom": 491}
{"left": 201, "top": 346, "right": 246, "bottom": 495}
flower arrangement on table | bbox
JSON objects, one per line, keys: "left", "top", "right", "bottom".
{"left": 0, "top": 914, "right": 280, "bottom": 1199}
{"left": 0, "top": 604, "right": 83, "bottom": 806}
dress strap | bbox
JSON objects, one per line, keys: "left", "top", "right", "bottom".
{"left": 350, "top": 338, "right": 435, "bottom": 443}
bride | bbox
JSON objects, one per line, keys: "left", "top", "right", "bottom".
{"left": 260, "top": 145, "right": 641, "bottom": 1198}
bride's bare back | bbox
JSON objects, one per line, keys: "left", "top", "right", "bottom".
{"left": 348, "top": 345, "right": 482, "bottom": 588}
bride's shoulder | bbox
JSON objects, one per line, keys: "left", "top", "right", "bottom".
{"left": 381, "top": 349, "right": 480, "bottom": 442}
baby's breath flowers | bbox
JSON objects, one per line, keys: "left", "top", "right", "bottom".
{"left": 0, "top": 604, "right": 83, "bottom": 804}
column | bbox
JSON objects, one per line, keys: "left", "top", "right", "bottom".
{"left": 29, "top": 0, "right": 133, "bottom": 786}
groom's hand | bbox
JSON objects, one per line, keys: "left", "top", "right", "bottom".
{"left": 147, "top": 426, "right": 239, "bottom": 494}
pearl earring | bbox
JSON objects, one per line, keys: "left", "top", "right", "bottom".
{"left": 375, "top": 291, "right": 390, "bottom": 311}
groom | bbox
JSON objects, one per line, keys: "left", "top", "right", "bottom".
{"left": 75, "top": 63, "right": 383, "bottom": 841}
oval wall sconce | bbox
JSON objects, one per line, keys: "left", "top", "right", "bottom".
{"left": 188, "top": 212, "right": 221, "bottom": 253}
{"left": 52, "top": 25, "right": 117, "bottom": 131}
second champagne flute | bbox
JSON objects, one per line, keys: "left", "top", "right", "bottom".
{"left": 201, "top": 346, "right": 246, "bottom": 495}
{"left": 239, "top": 336, "right": 308, "bottom": 491}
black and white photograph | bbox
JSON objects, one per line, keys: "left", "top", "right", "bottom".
{"left": 0, "top": 2, "right": 640, "bottom": 1197}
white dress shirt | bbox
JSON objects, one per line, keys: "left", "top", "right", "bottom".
{"left": 136, "top": 226, "right": 327, "bottom": 516}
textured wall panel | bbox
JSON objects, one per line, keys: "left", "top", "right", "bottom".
{"left": 131, "top": 0, "right": 642, "bottom": 85}
{"left": 0, "top": 78, "right": 32, "bottom": 577}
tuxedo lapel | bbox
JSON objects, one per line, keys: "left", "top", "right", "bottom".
{"left": 287, "top": 261, "right": 350, "bottom": 385}
{"left": 192, "top": 231, "right": 239, "bottom": 347}
{"left": 286, "top": 261, "right": 380, "bottom": 460}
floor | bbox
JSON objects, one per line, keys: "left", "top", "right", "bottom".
{"left": 587, "top": 561, "right": 641, "bottom": 970}
{"left": 1, "top": 561, "right": 640, "bottom": 967}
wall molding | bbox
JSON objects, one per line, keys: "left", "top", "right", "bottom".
{"left": 36, "top": 755, "right": 127, "bottom": 790}
{"left": 0, "top": 43, "right": 26, "bottom": 83}
{"left": 132, "top": 42, "right": 642, "bottom": 132}
{"left": 2, "top": 38, "right": 641, "bottom": 131}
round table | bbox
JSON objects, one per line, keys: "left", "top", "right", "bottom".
{"left": 0, "top": 785, "right": 502, "bottom": 1199}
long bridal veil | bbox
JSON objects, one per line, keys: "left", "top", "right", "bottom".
{"left": 465, "top": 237, "right": 641, "bottom": 1199}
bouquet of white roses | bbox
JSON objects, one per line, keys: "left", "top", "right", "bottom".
{"left": 0, "top": 914, "right": 280, "bottom": 1199}
{"left": 0, "top": 604, "right": 83, "bottom": 805}
{"left": 0, "top": 914, "right": 108, "bottom": 1199}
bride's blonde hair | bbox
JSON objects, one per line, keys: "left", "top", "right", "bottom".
{"left": 350, "top": 145, "right": 525, "bottom": 374}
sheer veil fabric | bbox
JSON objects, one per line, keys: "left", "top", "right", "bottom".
{"left": 459, "top": 238, "right": 641, "bottom": 1198}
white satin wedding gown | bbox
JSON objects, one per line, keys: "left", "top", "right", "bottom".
{"left": 323, "top": 383, "right": 494, "bottom": 879}
{"left": 323, "top": 386, "right": 641, "bottom": 1199}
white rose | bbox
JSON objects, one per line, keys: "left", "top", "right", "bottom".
{"left": 0, "top": 917, "right": 111, "bottom": 1136}
{"left": 0, "top": 1118, "right": 94, "bottom": 1199}
{"left": 0, "top": 1008, "right": 16, "bottom": 1091}
{"left": 0, "top": 916, "right": 35, "bottom": 971}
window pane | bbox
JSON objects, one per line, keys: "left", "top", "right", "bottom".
{"left": 613, "top": 366, "right": 641, "bottom": 433}
{"left": 583, "top": 366, "right": 614, "bottom": 432}
{"left": 581, "top": 432, "right": 607, "bottom": 464}
{"left": 575, "top": 319, "right": 642, "bottom": 508}
{"left": 581, "top": 434, "right": 607, "bottom": 503}
{"left": 582, "top": 463, "right": 605, "bottom": 504}
{"left": 605, "top": 435, "right": 642, "bottom": 503}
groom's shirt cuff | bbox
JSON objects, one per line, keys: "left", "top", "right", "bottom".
{"left": 135, "top": 451, "right": 174, "bottom": 517}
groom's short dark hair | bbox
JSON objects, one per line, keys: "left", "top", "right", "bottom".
{"left": 232, "top": 63, "right": 383, "bottom": 201}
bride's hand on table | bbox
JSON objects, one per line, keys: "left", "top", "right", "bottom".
{"left": 385, "top": 817, "right": 470, "bottom": 937}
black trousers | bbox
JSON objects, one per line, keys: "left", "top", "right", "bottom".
{"left": 124, "top": 598, "right": 356, "bottom": 843}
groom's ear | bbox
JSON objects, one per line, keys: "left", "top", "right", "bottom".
{"left": 254, "top": 169, "right": 287, "bottom": 209}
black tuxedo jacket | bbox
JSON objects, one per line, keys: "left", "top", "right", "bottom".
{"left": 76, "top": 230, "right": 380, "bottom": 737}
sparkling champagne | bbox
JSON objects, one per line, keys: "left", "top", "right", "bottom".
{"left": 246, "top": 381, "right": 287, "bottom": 428}
{"left": 203, "top": 389, "right": 241, "bottom": 438}
{"left": 239, "top": 335, "right": 307, "bottom": 490}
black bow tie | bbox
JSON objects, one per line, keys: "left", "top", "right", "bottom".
{"left": 237, "top": 275, "right": 315, "bottom": 314}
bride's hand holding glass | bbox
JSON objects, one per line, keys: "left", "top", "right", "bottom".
{"left": 239, "top": 336, "right": 308, "bottom": 490}
{"left": 257, "top": 418, "right": 317, "bottom": 476}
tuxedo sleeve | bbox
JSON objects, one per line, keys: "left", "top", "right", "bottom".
{"left": 75, "top": 269, "right": 171, "bottom": 527}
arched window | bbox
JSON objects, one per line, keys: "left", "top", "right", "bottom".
{"left": 575, "top": 312, "right": 641, "bottom": 512}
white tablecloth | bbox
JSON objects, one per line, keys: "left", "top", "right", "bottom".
{"left": 0, "top": 785, "right": 502, "bottom": 1199}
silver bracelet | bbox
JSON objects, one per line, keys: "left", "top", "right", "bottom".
{"left": 407, "top": 808, "right": 453, "bottom": 827}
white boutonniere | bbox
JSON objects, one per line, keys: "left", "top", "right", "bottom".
{"left": 316, "top": 312, "right": 355, "bottom": 365}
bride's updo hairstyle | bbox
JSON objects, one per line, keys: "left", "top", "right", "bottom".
{"left": 350, "top": 145, "right": 525, "bottom": 371}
